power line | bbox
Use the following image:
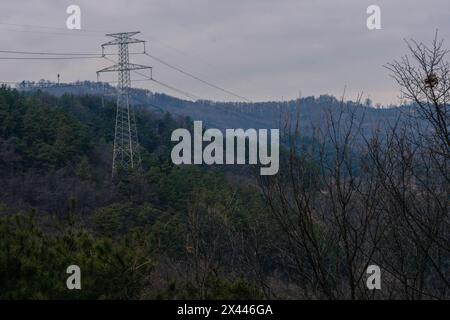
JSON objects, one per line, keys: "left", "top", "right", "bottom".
{"left": 102, "top": 56, "right": 199, "bottom": 100}
{"left": 4, "top": 79, "right": 152, "bottom": 85}
{"left": 0, "top": 23, "right": 255, "bottom": 101}
{"left": 0, "top": 53, "right": 200, "bottom": 101}
{"left": 0, "top": 50, "right": 199, "bottom": 100}
{"left": 0, "top": 49, "right": 102, "bottom": 56}
{"left": 150, "top": 77, "right": 199, "bottom": 101}
{"left": 0, "top": 56, "right": 101, "bottom": 60}
{"left": 0, "top": 43, "right": 247, "bottom": 101}
{"left": 145, "top": 33, "right": 262, "bottom": 92}
{"left": 0, "top": 49, "right": 143, "bottom": 57}
{"left": 144, "top": 52, "right": 250, "bottom": 102}
{"left": 0, "top": 21, "right": 223, "bottom": 75}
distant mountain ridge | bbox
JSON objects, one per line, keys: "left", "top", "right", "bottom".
{"left": 15, "top": 80, "right": 406, "bottom": 136}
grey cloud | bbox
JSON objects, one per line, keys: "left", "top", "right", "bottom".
{"left": 0, "top": 0, "right": 449, "bottom": 104}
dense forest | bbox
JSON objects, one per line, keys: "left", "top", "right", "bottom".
{"left": 0, "top": 87, "right": 280, "bottom": 299}
{"left": 0, "top": 36, "right": 449, "bottom": 300}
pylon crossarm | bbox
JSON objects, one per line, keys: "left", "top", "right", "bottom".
{"left": 98, "top": 64, "right": 151, "bottom": 74}
{"left": 105, "top": 31, "right": 140, "bottom": 38}
{"left": 97, "top": 64, "right": 121, "bottom": 73}
{"left": 102, "top": 38, "right": 145, "bottom": 48}
{"left": 126, "top": 63, "right": 152, "bottom": 71}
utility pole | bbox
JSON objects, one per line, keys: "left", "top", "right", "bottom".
{"left": 97, "top": 32, "right": 152, "bottom": 177}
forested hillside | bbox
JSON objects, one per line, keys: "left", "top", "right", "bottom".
{"left": 0, "top": 87, "right": 276, "bottom": 299}
{"left": 19, "top": 81, "right": 402, "bottom": 135}
{"left": 0, "top": 78, "right": 448, "bottom": 300}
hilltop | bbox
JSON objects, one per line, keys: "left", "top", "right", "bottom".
{"left": 16, "top": 80, "right": 404, "bottom": 136}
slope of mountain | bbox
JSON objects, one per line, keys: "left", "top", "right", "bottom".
{"left": 17, "top": 81, "right": 404, "bottom": 136}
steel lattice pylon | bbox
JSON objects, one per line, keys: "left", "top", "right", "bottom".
{"left": 97, "top": 32, "right": 152, "bottom": 177}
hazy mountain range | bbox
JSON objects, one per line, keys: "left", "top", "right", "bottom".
{"left": 16, "top": 80, "right": 406, "bottom": 136}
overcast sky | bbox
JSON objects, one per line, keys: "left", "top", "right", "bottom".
{"left": 0, "top": 0, "right": 449, "bottom": 105}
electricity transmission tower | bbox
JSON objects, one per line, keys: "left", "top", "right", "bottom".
{"left": 97, "top": 32, "right": 152, "bottom": 177}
